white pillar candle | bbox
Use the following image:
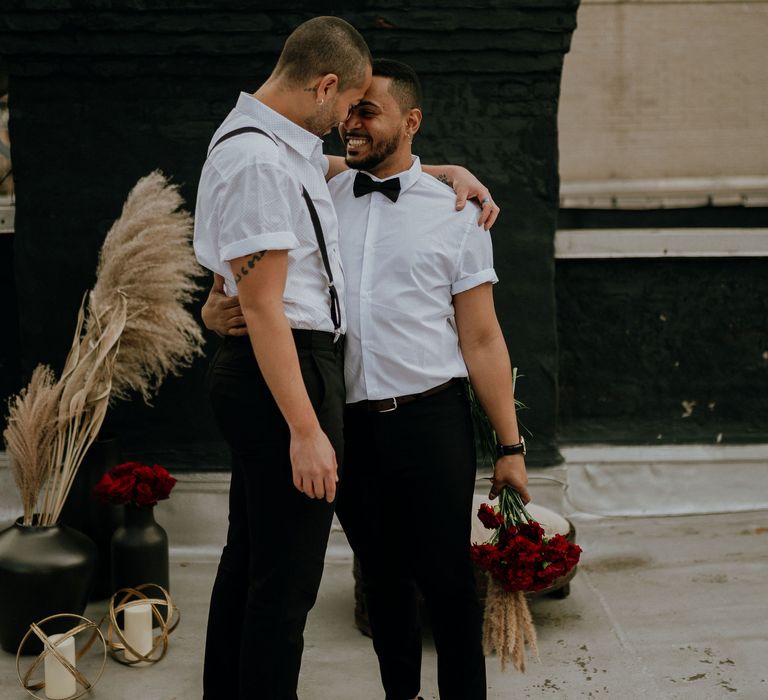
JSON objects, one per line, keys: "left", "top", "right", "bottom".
{"left": 44, "top": 633, "right": 76, "bottom": 700}
{"left": 123, "top": 603, "right": 153, "bottom": 662}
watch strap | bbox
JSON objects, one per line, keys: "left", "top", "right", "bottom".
{"left": 497, "top": 437, "right": 526, "bottom": 457}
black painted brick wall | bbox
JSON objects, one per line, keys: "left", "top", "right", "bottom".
{"left": 1, "top": 1, "right": 579, "bottom": 468}
{"left": 557, "top": 257, "right": 768, "bottom": 444}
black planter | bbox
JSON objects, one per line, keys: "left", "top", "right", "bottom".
{"left": 111, "top": 505, "right": 169, "bottom": 596}
{"left": 0, "top": 518, "right": 97, "bottom": 654}
{"left": 60, "top": 434, "right": 124, "bottom": 600}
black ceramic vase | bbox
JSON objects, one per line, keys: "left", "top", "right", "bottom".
{"left": 111, "top": 505, "right": 169, "bottom": 595}
{"left": 0, "top": 518, "right": 97, "bottom": 654}
{"left": 60, "top": 434, "right": 124, "bottom": 600}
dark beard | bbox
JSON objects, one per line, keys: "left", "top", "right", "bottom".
{"left": 345, "top": 129, "right": 402, "bottom": 173}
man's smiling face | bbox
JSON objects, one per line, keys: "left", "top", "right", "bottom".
{"left": 339, "top": 75, "right": 406, "bottom": 173}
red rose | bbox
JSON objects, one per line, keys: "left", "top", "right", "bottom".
{"left": 544, "top": 535, "right": 581, "bottom": 568}
{"left": 109, "top": 462, "right": 143, "bottom": 479}
{"left": 545, "top": 533, "right": 569, "bottom": 552}
{"left": 93, "top": 461, "right": 176, "bottom": 507}
{"left": 93, "top": 473, "right": 115, "bottom": 503}
{"left": 477, "top": 503, "right": 503, "bottom": 530}
{"left": 501, "top": 561, "right": 535, "bottom": 591}
{"left": 498, "top": 524, "right": 518, "bottom": 549}
{"left": 134, "top": 465, "right": 157, "bottom": 483}
{"left": 93, "top": 473, "right": 136, "bottom": 505}
{"left": 112, "top": 475, "right": 137, "bottom": 503}
{"left": 505, "top": 534, "right": 541, "bottom": 565}
{"left": 134, "top": 482, "right": 158, "bottom": 508}
{"left": 519, "top": 521, "right": 545, "bottom": 544}
{"left": 539, "top": 558, "right": 567, "bottom": 583}
{"left": 151, "top": 465, "right": 177, "bottom": 501}
{"left": 470, "top": 544, "right": 501, "bottom": 573}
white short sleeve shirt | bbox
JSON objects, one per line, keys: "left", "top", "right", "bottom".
{"left": 194, "top": 93, "right": 345, "bottom": 334}
{"left": 329, "top": 156, "right": 498, "bottom": 402}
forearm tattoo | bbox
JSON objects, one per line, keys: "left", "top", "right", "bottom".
{"left": 234, "top": 250, "right": 267, "bottom": 284}
{"left": 437, "top": 173, "right": 451, "bottom": 186}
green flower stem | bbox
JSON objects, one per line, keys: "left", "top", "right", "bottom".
{"left": 499, "top": 486, "right": 533, "bottom": 528}
{"left": 466, "top": 368, "right": 527, "bottom": 470}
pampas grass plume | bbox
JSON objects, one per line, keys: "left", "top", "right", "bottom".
{"left": 482, "top": 576, "right": 539, "bottom": 673}
{"left": 3, "top": 366, "right": 59, "bottom": 525}
{"left": 4, "top": 171, "right": 205, "bottom": 524}
{"left": 89, "top": 170, "right": 205, "bottom": 402}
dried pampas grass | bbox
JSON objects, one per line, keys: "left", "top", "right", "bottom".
{"left": 3, "top": 366, "right": 59, "bottom": 526}
{"left": 90, "top": 170, "right": 204, "bottom": 402}
{"left": 4, "top": 171, "right": 204, "bottom": 525}
{"left": 482, "top": 576, "right": 539, "bottom": 672}
{"left": 37, "top": 294, "right": 127, "bottom": 525}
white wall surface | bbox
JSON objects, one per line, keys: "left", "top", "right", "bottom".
{"left": 559, "top": 0, "right": 768, "bottom": 182}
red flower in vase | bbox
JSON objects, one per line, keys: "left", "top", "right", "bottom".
{"left": 94, "top": 461, "right": 177, "bottom": 508}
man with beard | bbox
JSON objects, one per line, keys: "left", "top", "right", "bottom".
{"left": 193, "top": 17, "right": 372, "bottom": 699}
{"left": 331, "top": 59, "right": 528, "bottom": 700}
{"left": 203, "top": 58, "right": 528, "bottom": 700}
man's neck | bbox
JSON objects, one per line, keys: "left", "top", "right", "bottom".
{"left": 368, "top": 150, "right": 414, "bottom": 180}
{"left": 252, "top": 81, "right": 305, "bottom": 128}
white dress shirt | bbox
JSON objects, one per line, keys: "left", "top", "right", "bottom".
{"left": 194, "top": 92, "right": 346, "bottom": 334}
{"left": 329, "top": 156, "right": 498, "bottom": 402}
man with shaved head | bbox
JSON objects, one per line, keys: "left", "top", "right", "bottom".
{"left": 194, "top": 16, "right": 371, "bottom": 699}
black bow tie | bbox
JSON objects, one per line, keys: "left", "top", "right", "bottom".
{"left": 353, "top": 172, "right": 401, "bottom": 203}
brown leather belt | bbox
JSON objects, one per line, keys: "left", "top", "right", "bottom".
{"left": 350, "top": 378, "right": 461, "bottom": 413}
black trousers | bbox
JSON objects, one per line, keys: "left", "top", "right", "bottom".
{"left": 336, "top": 382, "right": 487, "bottom": 700}
{"left": 202, "top": 332, "right": 345, "bottom": 700}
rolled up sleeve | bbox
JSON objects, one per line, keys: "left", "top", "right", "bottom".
{"left": 218, "top": 162, "right": 299, "bottom": 263}
{"left": 451, "top": 220, "right": 499, "bottom": 295}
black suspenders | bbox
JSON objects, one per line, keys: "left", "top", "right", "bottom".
{"left": 208, "top": 126, "right": 341, "bottom": 333}
{"left": 299, "top": 188, "right": 341, "bottom": 333}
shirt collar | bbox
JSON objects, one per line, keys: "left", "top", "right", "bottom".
{"left": 234, "top": 92, "right": 324, "bottom": 165}
{"left": 360, "top": 155, "right": 422, "bottom": 196}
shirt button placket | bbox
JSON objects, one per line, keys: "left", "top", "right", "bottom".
{"left": 359, "top": 196, "right": 378, "bottom": 397}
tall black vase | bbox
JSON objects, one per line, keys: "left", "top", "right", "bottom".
{"left": 0, "top": 518, "right": 97, "bottom": 654}
{"left": 111, "top": 505, "right": 169, "bottom": 595}
{"left": 60, "top": 434, "right": 124, "bottom": 600}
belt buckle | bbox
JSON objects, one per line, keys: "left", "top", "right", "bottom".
{"left": 378, "top": 397, "right": 398, "bottom": 413}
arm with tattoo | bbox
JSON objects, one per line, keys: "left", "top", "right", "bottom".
{"left": 228, "top": 248, "right": 339, "bottom": 502}
{"left": 422, "top": 163, "right": 500, "bottom": 230}
{"left": 234, "top": 250, "right": 266, "bottom": 284}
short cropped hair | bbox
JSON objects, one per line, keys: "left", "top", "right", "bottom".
{"left": 372, "top": 59, "right": 422, "bottom": 112}
{"left": 274, "top": 16, "right": 372, "bottom": 92}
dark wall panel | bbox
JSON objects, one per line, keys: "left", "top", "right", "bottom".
{"left": 557, "top": 258, "right": 768, "bottom": 444}
{"left": 1, "top": 1, "right": 580, "bottom": 467}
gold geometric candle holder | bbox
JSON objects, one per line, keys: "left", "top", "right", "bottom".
{"left": 104, "top": 583, "right": 180, "bottom": 666}
{"left": 15, "top": 613, "right": 107, "bottom": 700}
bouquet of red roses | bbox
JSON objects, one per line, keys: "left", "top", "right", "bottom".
{"left": 94, "top": 461, "right": 177, "bottom": 509}
{"left": 471, "top": 487, "right": 581, "bottom": 671}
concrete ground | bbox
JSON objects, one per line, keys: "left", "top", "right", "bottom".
{"left": 1, "top": 446, "right": 767, "bottom": 699}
